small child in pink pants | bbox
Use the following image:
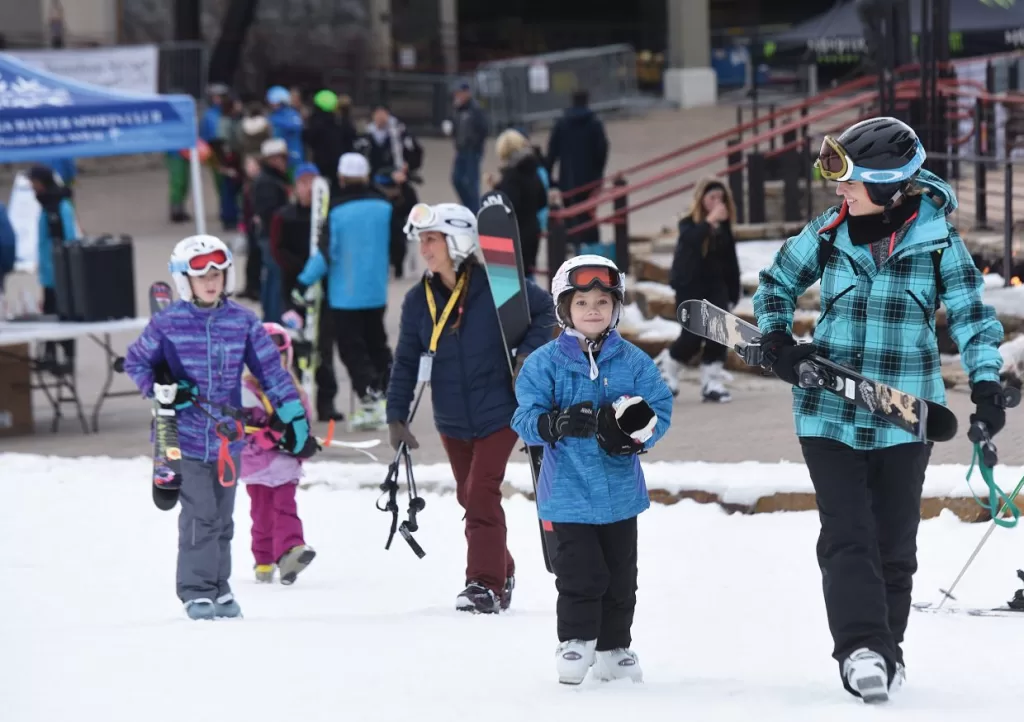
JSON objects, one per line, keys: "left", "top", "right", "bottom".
{"left": 240, "top": 322, "right": 316, "bottom": 585}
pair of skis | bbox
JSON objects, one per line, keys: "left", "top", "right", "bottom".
{"left": 292, "top": 176, "right": 332, "bottom": 402}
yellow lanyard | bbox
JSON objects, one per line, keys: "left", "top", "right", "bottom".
{"left": 424, "top": 272, "right": 467, "bottom": 353}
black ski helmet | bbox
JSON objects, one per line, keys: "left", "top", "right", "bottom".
{"left": 817, "top": 116, "right": 926, "bottom": 207}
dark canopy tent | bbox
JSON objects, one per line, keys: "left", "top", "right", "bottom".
{"left": 766, "top": 0, "right": 1024, "bottom": 62}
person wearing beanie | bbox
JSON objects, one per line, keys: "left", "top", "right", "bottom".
{"left": 291, "top": 153, "right": 394, "bottom": 431}
{"left": 271, "top": 162, "right": 344, "bottom": 422}
{"left": 302, "top": 89, "right": 357, "bottom": 200}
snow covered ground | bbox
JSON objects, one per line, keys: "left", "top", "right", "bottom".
{"left": 5, "top": 454, "right": 1024, "bottom": 722}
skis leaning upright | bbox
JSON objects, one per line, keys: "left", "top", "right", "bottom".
{"left": 294, "top": 176, "right": 331, "bottom": 401}
{"left": 147, "top": 281, "right": 182, "bottom": 511}
{"left": 477, "top": 189, "right": 557, "bottom": 574}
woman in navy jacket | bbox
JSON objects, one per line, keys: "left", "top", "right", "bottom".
{"left": 386, "top": 202, "right": 556, "bottom": 615}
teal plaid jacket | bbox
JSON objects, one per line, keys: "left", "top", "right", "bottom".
{"left": 752, "top": 170, "right": 1004, "bottom": 450}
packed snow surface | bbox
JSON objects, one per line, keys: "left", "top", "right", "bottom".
{"left": 5, "top": 453, "right": 1024, "bottom": 722}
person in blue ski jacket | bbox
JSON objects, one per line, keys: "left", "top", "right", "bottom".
{"left": 266, "top": 85, "right": 305, "bottom": 176}
{"left": 387, "top": 201, "right": 555, "bottom": 615}
{"left": 0, "top": 202, "right": 16, "bottom": 291}
{"left": 752, "top": 117, "right": 1005, "bottom": 702}
{"left": 123, "top": 235, "right": 317, "bottom": 621}
{"left": 511, "top": 254, "right": 672, "bottom": 686}
{"left": 29, "top": 165, "right": 78, "bottom": 371}
{"left": 292, "top": 152, "right": 393, "bottom": 431}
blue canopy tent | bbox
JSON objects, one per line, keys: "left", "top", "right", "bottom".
{"left": 0, "top": 51, "right": 207, "bottom": 236}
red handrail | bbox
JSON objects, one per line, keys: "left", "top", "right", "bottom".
{"left": 556, "top": 58, "right": 983, "bottom": 203}
{"left": 555, "top": 78, "right": 1020, "bottom": 226}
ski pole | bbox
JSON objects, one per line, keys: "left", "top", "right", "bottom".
{"left": 936, "top": 386, "right": 1023, "bottom": 607}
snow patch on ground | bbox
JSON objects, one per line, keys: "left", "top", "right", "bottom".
{"left": 6, "top": 454, "right": 1024, "bottom": 722}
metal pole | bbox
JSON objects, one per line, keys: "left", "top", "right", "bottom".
{"left": 188, "top": 146, "right": 206, "bottom": 236}
{"left": 1005, "top": 158, "right": 1014, "bottom": 287}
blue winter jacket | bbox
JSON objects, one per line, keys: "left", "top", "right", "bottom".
{"left": 0, "top": 203, "right": 15, "bottom": 285}
{"left": 753, "top": 170, "right": 1004, "bottom": 450}
{"left": 199, "top": 106, "right": 221, "bottom": 143}
{"left": 269, "top": 106, "right": 305, "bottom": 169}
{"left": 123, "top": 299, "right": 301, "bottom": 462}
{"left": 297, "top": 186, "right": 392, "bottom": 310}
{"left": 37, "top": 197, "right": 77, "bottom": 289}
{"left": 387, "top": 262, "right": 556, "bottom": 440}
{"left": 511, "top": 330, "right": 674, "bottom": 525}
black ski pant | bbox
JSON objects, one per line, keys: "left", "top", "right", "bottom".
{"left": 551, "top": 516, "right": 638, "bottom": 650}
{"left": 330, "top": 307, "right": 392, "bottom": 399}
{"left": 290, "top": 301, "right": 340, "bottom": 413}
{"left": 800, "top": 436, "right": 931, "bottom": 691}
{"left": 669, "top": 289, "right": 727, "bottom": 365}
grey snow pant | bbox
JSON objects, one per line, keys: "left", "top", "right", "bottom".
{"left": 177, "top": 456, "right": 238, "bottom": 603}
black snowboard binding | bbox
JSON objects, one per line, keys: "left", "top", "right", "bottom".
{"left": 1007, "top": 570, "right": 1024, "bottom": 611}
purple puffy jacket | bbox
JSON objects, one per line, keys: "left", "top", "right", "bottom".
{"left": 123, "top": 299, "right": 301, "bottom": 463}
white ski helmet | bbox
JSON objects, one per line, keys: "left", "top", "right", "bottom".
{"left": 551, "top": 254, "right": 626, "bottom": 329}
{"left": 168, "top": 234, "right": 235, "bottom": 302}
{"left": 403, "top": 202, "right": 479, "bottom": 270}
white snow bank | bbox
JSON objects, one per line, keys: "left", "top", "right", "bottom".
{"left": 4, "top": 453, "right": 1019, "bottom": 508}
{"left": 1001, "top": 334, "right": 1024, "bottom": 377}
{"left": 632, "top": 280, "right": 674, "bottom": 300}
{"left": 618, "top": 302, "right": 681, "bottom": 340}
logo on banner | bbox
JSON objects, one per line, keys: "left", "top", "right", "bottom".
{"left": 0, "top": 73, "right": 72, "bottom": 109}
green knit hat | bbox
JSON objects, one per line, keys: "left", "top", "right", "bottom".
{"left": 313, "top": 90, "right": 338, "bottom": 112}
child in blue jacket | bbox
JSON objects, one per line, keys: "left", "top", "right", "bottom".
{"left": 511, "top": 255, "right": 673, "bottom": 686}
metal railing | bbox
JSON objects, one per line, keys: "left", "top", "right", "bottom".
{"left": 473, "top": 44, "right": 641, "bottom": 130}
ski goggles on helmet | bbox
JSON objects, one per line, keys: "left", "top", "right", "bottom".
{"left": 816, "top": 135, "right": 855, "bottom": 182}
{"left": 568, "top": 265, "right": 621, "bottom": 292}
{"left": 404, "top": 203, "right": 438, "bottom": 235}
{"left": 816, "top": 135, "right": 926, "bottom": 184}
{"left": 184, "top": 249, "right": 231, "bottom": 275}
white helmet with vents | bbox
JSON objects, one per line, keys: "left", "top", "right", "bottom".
{"left": 168, "top": 234, "right": 235, "bottom": 302}
{"left": 551, "top": 254, "right": 626, "bottom": 329}
{"left": 403, "top": 202, "right": 479, "bottom": 270}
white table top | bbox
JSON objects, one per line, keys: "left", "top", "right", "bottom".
{"left": 0, "top": 317, "right": 151, "bottom": 346}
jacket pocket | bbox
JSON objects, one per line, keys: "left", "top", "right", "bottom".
{"left": 906, "top": 289, "right": 935, "bottom": 332}
{"left": 819, "top": 284, "right": 855, "bottom": 324}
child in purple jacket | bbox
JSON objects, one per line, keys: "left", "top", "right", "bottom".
{"left": 241, "top": 322, "right": 317, "bottom": 585}
{"left": 123, "top": 235, "right": 318, "bottom": 621}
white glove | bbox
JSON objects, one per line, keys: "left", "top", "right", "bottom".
{"left": 611, "top": 395, "right": 657, "bottom": 444}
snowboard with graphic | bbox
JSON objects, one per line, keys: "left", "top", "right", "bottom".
{"left": 477, "top": 189, "right": 556, "bottom": 574}
{"left": 148, "top": 282, "right": 182, "bottom": 511}
{"left": 676, "top": 299, "right": 959, "bottom": 443}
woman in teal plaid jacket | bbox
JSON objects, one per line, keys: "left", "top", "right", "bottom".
{"left": 752, "top": 117, "right": 1006, "bottom": 704}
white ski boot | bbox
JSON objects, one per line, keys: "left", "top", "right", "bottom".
{"left": 593, "top": 648, "right": 643, "bottom": 683}
{"left": 556, "top": 639, "right": 597, "bottom": 685}
{"left": 842, "top": 648, "right": 890, "bottom": 703}
{"left": 700, "top": 361, "right": 732, "bottom": 403}
{"left": 654, "top": 349, "right": 681, "bottom": 397}
{"left": 889, "top": 662, "right": 905, "bottom": 694}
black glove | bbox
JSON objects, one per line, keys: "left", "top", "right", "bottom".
{"left": 388, "top": 421, "right": 420, "bottom": 451}
{"left": 970, "top": 381, "right": 1007, "bottom": 437}
{"left": 538, "top": 402, "right": 597, "bottom": 444}
{"left": 596, "top": 403, "right": 643, "bottom": 456}
{"left": 759, "top": 331, "right": 818, "bottom": 386}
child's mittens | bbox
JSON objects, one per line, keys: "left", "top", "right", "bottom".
{"left": 596, "top": 396, "right": 656, "bottom": 456}
{"left": 538, "top": 402, "right": 597, "bottom": 445}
